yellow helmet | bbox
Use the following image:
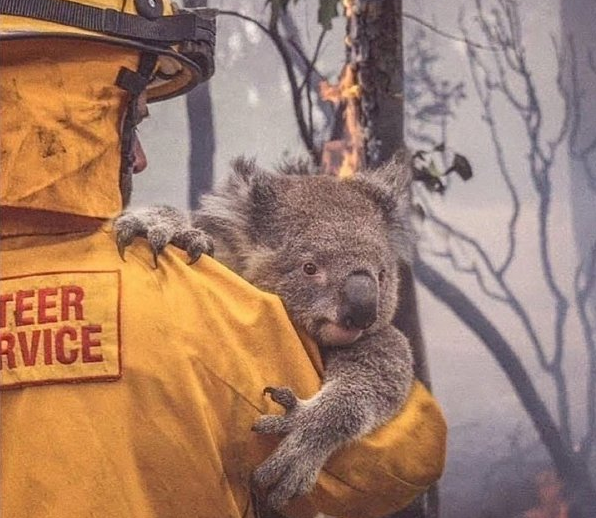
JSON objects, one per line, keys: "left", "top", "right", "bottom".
{"left": 0, "top": 0, "right": 216, "bottom": 102}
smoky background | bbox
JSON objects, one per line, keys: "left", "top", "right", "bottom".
{"left": 131, "top": 1, "right": 596, "bottom": 516}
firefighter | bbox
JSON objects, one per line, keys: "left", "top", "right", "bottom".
{"left": 0, "top": 1, "right": 446, "bottom": 517}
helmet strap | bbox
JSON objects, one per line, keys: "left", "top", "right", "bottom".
{"left": 115, "top": 51, "right": 157, "bottom": 206}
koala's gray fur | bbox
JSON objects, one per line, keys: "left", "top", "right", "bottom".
{"left": 114, "top": 157, "right": 415, "bottom": 510}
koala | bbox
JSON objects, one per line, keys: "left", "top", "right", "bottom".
{"left": 114, "top": 157, "right": 415, "bottom": 510}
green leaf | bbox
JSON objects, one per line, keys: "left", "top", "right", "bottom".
{"left": 318, "top": 0, "right": 340, "bottom": 29}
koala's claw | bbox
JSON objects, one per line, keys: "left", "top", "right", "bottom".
{"left": 113, "top": 213, "right": 142, "bottom": 261}
{"left": 187, "top": 242, "right": 203, "bottom": 265}
{"left": 151, "top": 250, "right": 160, "bottom": 269}
{"left": 176, "top": 228, "right": 214, "bottom": 265}
{"left": 264, "top": 386, "right": 298, "bottom": 411}
{"left": 117, "top": 236, "right": 130, "bottom": 262}
{"left": 253, "top": 387, "right": 302, "bottom": 436}
{"left": 146, "top": 225, "right": 172, "bottom": 269}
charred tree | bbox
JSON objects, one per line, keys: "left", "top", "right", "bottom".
{"left": 339, "top": 2, "right": 436, "bottom": 517}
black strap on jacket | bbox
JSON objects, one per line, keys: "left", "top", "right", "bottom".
{"left": 116, "top": 51, "right": 158, "bottom": 193}
{"left": 0, "top": 0, "right": 215, "bottom": 47}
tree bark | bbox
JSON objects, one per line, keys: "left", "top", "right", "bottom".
{"left": 346, "top": 2, "right": 436, "bottom": 516}
{"left": 348, "top": 0, "right": 404, "bottom": 166}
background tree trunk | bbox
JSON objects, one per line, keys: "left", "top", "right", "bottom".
{"left": 185, "top": 0, "right": 215, "bottom": 209}
{"left": 186, "top": 82, "right": 215, "bottom": 209}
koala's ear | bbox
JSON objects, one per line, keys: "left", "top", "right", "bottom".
{"left": 226, "top": 157, "right": 277, "bottom": 209}
{"left": 355, "top": 154, "right": 412, "bottom": 213}
{"left": 229, "top": 156, "right": 266, "bottom": 186}
{"left": 226, "top": 156, "right": 280, "bottom": 222}
{"left": 237, "top": 167, "right": 281, "bottom": 245}
{"left": 248, "top": 173, "right": 278, "bottom": 218}
{"left": 354, "top": 154, "right": 416, "bottom": 263}
{"left": 275, "top": 158, "right": 316, "bottom": 176}
{"left": 200, "top": 156, "right": 275, "bottom": 229}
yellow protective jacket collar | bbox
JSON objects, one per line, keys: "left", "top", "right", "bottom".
{"left": 0, "top": 39, "right": 138, "bottom": 218}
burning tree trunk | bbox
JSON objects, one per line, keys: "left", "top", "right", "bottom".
{"left": 321, "top": 1, "right": 436, "bottom": 517}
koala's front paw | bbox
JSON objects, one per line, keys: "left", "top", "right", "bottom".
{"left": 113, "top": 207, "right": 214, "bottom": 267}
{"left": 252, "top": 443, "right": 320, "bottom": 510}
{"left": 252, "top": 387, "right": 301, "bottom": 436}
{"left": 170, "top": 227, "right": 214, "bottom": 265}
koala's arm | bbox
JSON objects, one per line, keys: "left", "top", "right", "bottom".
{"left": 295, "top": 380, "right": 446, "bottom": 518}
{"left": 253, "top": 325, "right": 416, "bottom": 510}
{"left": 253, "top": 372, "right": 446, "bottom": 518}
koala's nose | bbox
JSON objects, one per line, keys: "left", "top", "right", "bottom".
{"left": 339, "top": 272, "right": 378, "bottom": 330}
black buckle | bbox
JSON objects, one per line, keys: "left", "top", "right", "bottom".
{"left": 116, "top": 67, "right": 150, "bottom": 96}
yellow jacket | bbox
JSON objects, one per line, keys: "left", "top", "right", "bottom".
{"left": 0, "top": 209, "right": 446, "bottom": 518}
{"left": 0, "top": 36, "right": 446, "bottom": 518}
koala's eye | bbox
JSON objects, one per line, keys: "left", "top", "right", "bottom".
{"left": 378, "top": 269, "right": 386, "bottom": 282}
{"left": 303, "top": 263, "right": 318, "bottom": 275}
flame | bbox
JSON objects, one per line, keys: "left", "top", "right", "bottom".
{"left": 343, "top": 0, "right": 355, "bottom": 18}
{"left": 320, "top": 63, "right": 364, "bottom": 179}
{"left": 524, "top": 470, "right": 568, "bottom": 518}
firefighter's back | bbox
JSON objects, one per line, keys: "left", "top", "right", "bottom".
{"left": 0, "top": 211, "right": 321, "bottom": 518}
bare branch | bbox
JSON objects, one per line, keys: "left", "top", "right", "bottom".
{"left": 403, "top": 12, "right": 499, "bottom": 51}
{"left": 477, "top": 3, "right": 570, "bottom": 364}
{"left": 419, "top": 193, "right": 551, "bottom": 371}
{"left": 418, "top": 260, "right": 596, "bottom": 512}
{"left": 279, "top": 10, "right": 335, "bottom": 148}
{"left": 287, "top": 24, "right": 328, "bottom": 145}
{"left": 479, "top": 0, "right": 572, "bottom": 442}
{"left": 219, "top": 9, "right": 318, "bottom": 160}
{"left": 413, "top": 0, "right": 595, "bottom": 504}
{"left": 416, "top": 1, "right": 579, "bottom": 446}
{"left": 292, "top": 28, "right": 328, "bottom": 93}
{"left": 460, "top": 16, "right": 521, "bottom": 277}
{"left": 424, "top": 248, "right": 509, "bottom": 303}
{"left": 415, "top": 261, "right": 581, "bottom": 477}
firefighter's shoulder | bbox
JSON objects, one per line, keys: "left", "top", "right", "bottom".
{"left": 110, "top": 234, "right": 324, "bottom": 407}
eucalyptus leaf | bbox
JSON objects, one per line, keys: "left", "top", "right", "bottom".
{"left": 318, "top": 0, "right": 340, "bottom": 29}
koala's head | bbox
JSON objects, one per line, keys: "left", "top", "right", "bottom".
{"left": 201, "top": 157, "right": 414, "bottom": 347}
